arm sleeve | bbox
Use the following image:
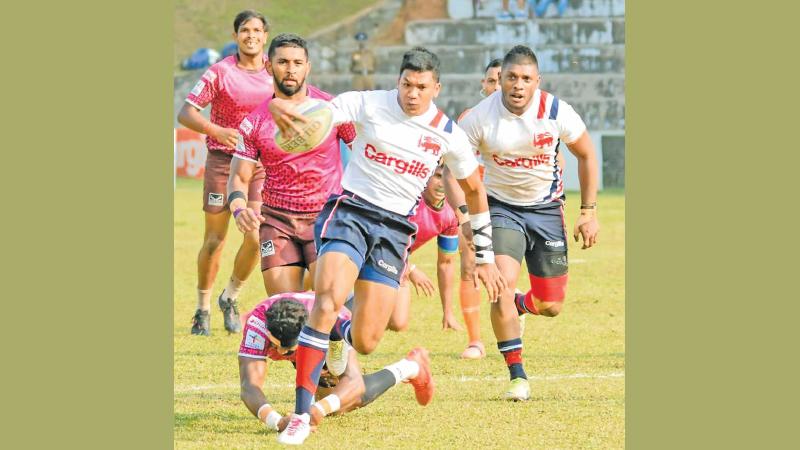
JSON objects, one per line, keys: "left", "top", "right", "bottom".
{"left": 441, "top": 126, "right": 479, "bottom": 180}
{"left": 556, "top": 100, "right": 587, "bottom": 144}
{"left": 329, "top": 91, "right": 366, "bottom": 125}
{"left": 185, "top": 67, "right": 220, "bottom": 110}
{"left": 233, "top": 114, "right": 260, "bottom": 163}
{"left": 436, "top": 213, "right": 460, "bottom": 254}
{"left": 337, "top": 122, "right": 357, "bottom": 146}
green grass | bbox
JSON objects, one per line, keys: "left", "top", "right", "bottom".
{"left": 174, "top": 0, "right": 380, "bottom": 69}
{"left": 174, "top": 178, "right": 625, "bottom": 448}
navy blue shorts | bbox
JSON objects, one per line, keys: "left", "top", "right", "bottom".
{"left": 489, "top": 197, "right": 568, "bottom": 278}
{"left": 314, "top": 192, "right": 418, "bottom": 288}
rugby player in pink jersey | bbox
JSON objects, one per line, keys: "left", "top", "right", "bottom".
{"left": 387, "top": 164, "right": 464, "bottom": 333}
{"left": 238, "top": 291, "right": 433, "bottom": 434}
{"left": 262, "top": 47, "right": 507, "bottom": 445}
{"left": 227, "top": 34, "right": 356, "bottom": 298}
{"left": 177, "top": 10, "right": 274, "bottom": 336}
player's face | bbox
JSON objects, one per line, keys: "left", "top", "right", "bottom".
{"left": 423, "top": 166, "right": 446, "bottom": 205}
{"left": 266, "top": 332, "right": 297, "bottom": 356}
{"left": 268, "top": 46, "right": 310, "bottom": 98}
{"left": 500, "top": 63, "right": 541, "bottom": 115}
{"left": 481, "top": 66, "right": 501, "bottom": 96}
{"left": 233, "top": 18, "right": 267, "bottom": 57}
{"left": 397, "top": 70, "right": 441, "bottom": 116}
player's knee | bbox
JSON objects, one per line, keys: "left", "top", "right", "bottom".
{"left": 313, "top": 294, "right": 339, "bottom": 316}
{"left": 203, "top": 234, "right": 226, "bottom": 254}
{"left": 387, "top": 318, "right": 409, "bottom": 332}
{"left": 352, "top": 335, "right": 379, "bottom": 355}
{"left": 538, "top": 301, "right": 563, "bottom": 317}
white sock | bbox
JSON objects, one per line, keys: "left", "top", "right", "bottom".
{"left": 197, "top": 289, "right": 212, "bottom": 311}
{"left": 385, "top": 359, "right": 420, "bottom": 385}
{"left": 222, "top": 276, "right": 244, "bottom": 301}
{"left": 312, "top": 394, "right": 341, "bottom": 417}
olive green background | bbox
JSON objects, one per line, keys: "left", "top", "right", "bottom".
{"left": 4, "top": 0, "right": 798, "bottom": 448}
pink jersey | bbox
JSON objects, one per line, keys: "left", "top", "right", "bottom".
{"left": 235, "top": 86, "right": 357, "bottom": 212}
{"left": 409, "top": 198, "right": 459, "bottom": 254}
{"left": 238, "top": 291, "right": 351, "bottom": 362}
{"left": 185, "top": 55, "right": 274, "bottom": 155}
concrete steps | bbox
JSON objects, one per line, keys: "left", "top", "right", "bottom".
{"left": 405, "top": 17, "right": 624, "bottom": 46}
{"left": 310, "top": 43, "right": 623, "bottom": 75}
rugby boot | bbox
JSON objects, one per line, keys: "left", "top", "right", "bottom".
{"left": 218, "top": 294, "right": 242, "bottom": 333}
{"left": 326, "top": 339, "right": 350, "bottom": 377}
{"left": 277, "top": 413, "right": 311, "bottom": 445}
{"left": 503, "top": 377, "right": 531, "bottom": 401}
{"left": 404, "top": 347, "right": 435, "bottom": 406}
{"left": 190, "top": 309, "right": 210, "bottom": 336}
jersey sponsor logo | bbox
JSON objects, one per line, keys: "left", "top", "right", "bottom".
{"left": 190, "top": 80, "right": 205, "bottom": 96}
{"left": 240, "top": 117, "right": 254, "bottom": 135}
{"left": 244, "top": 329, "right": 266, "bottom": 350}
{"left": 201, "top": 69, "right": 217, "bottom": 83}
{"left": 492, "top": 154, "right": 551, "bottom": 169}
{"left": 418, "top": 135, "right": 442, "bottom": 156}
{"left": 261, "top": 240, "right": 275, "bottom": 257}
{"left": 247, "top": 315, "right": 267, "bottom": 334}
{"left": 545, "top": 240, "right": 565, "bottom": 248}
{"left": 533, "top": 132, "right": 554, "bottom": 149}
{"left": 208, "top": 192, "right": 224, "bottom": 206}
{"left": 377, "top": 259, "right": 398, "bottom": 275}
{"left": 364, "top": 143, "right": 430, "bottom": 179}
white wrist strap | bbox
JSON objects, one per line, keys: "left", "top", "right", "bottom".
{"left": 470, "top": 211, "right": 495, "bottom": 264}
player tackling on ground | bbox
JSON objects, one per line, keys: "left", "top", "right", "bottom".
{"left": 243, "top": 47, "right": 507, "bottom": 445}
{"left": 177, "top": 10, "right": 273, "bottom": 336}
{"left": 238, "top": 291, "right": 432, "bottom": 434}
{"left": 227, "top": 33, "right": 355, "bottom": 297}
{"left": 457, "top": 45, "right": 600, "bottom": 401}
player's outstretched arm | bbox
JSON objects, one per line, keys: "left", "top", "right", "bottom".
{"left": 455, "top": 168, "right": 508, "bottom": 301}
{"left": 565, "top": 131, "right": 600, "bottom": 249}
{"left": 436, "top": 250, "right": 461, "bottom": 331}
{"left": 442, "top": 166, "right": 473, "bottom": 243}
{"left": 227, "top": 157, "right": 264, "bottom": 233}
{"left": 177, "top": 103, "right": 239, "bottom": 149}
{"left": 238, "top": 357, "right": 283, "bottom": 431}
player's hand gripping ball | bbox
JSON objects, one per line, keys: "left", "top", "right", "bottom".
{"left": 274, "top": 98, "right": 334, "bottom": 153}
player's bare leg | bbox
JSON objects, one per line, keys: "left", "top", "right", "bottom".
{"left": 218, "top": 200, "right": 262, "bottom": 334}
{"left": 192, "top": 210, "right": 231, "bottom": 336}
{"left": 492, "top": 253, "right": 531, "bottom": 401}
{"left": 458, "top": 234, "right": 484, "bottom": 358}
{"left": 387, "top": 280, "right": 410, "bottom": 332}
{"left": 279, "top": 251, "right": 357, "bottom": 444}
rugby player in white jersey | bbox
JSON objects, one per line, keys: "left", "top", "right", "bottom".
{"left": 242, "top": 47, "right": 507, "bottom": 445}
{"left": 457, "top": 45, "right": 600, "bottom": 401}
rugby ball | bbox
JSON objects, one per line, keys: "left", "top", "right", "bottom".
{"left": 274, "top": 98, "right": 334, "bottom": 153}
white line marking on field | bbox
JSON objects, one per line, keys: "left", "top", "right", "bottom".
{"left": 174, "top": 372, "right": 624, "bottom": 393}
{"left": 570, "top": 258, "right": 586, "bottom": 263}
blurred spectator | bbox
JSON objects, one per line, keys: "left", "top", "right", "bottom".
{"left": 220, "top": 41, "right": 238, "bottom": 59}
{"left": 350, "top": 32, "right": 376, "bottom": 90}
{"left": 531, "top": 0, "right": 569, "bottom": 17}
{"left": 180, "top": 48, "right": 220, "bottom": 70}
{"left": 497, "top": 0, "right": 527, "bottom": 19}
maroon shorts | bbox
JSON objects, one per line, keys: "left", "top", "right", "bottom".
{"left": 202, "top": 150, "right": 265, "bottom": 214}
{"left": 259, "top": 203, "right": 319, "bottom": 271}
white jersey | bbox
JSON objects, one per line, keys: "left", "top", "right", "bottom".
{"left": 459, "top": 89, "right": 586, "bottom": 206}
{"left": 330, "top": 90, "right": 478, "bottom": 215}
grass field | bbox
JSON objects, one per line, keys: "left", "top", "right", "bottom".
{"left": 174, "top": 177, "right": 625, "bottom": 448}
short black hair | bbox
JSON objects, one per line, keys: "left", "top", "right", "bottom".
{"left": 399, "top": 47, "right": 441, "bottom": 81}
{"left": 268, "top": 33, "right": 309, "bottom": 60}
{"left": 502, "top": 45, "right": 539, "bottom": 69}
{"left": 233, "top": 10, "right": 269, "bottom": 33}
{"left": 485, "top": 58, "right": 503, "bottom": 73}
{"left": 265, "top": 298, "right": 308, "bottom": 347}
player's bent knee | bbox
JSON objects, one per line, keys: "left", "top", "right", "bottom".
{"left": 387, "top": 316, "right": 409, "bottom": 332}
{"left": 352, "top": 336, "right": 379, "bottom": 355}
{"left": 538, "top": 301, "right": 563, "bottom": 317}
